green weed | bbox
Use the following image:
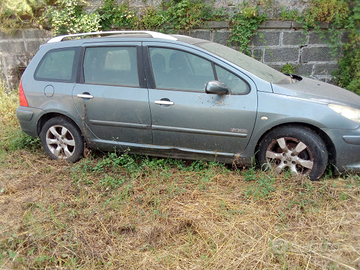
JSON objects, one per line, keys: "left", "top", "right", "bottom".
{"left": 229, "top": 3, "right": 267, "bottom": 55}
{"left": 244, "top": 171, "right": 275, "bottom": 199}
{"left": 281, "top": 63, "right": 298, "bottom": 74}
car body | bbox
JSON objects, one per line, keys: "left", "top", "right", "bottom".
{"left": 16, "top": 30, "right": 360, "bottom": 180}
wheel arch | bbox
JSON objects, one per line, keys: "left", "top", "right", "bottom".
{"left": 37, "top": 113, "right": 83, "bottom": 138}
{"left": 255, "top": 122, "right": 336, "bottom": 167}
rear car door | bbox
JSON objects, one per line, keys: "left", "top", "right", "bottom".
{"left": 144, "top": 42, "right": 258, "bottom": 156}
{"left": 72, "top": 42, "right": 152, "bottom": 145}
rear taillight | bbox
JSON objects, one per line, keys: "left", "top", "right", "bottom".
{"left": 19, "top": 81, "right": 29, "bottom": 107}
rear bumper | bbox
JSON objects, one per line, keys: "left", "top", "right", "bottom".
{"left": 16, "top": 106, "right": 43, "bottom": 137}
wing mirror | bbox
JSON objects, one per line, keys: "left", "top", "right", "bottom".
{"left": 205, "top": 81, "right": 229, "bottom": 95}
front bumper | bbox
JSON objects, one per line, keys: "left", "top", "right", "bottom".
{"left": 16, "top": 106, "right": 43, "bottom": 137}
{"left": 326, "top": 126, "right": 360, "bottom": 172}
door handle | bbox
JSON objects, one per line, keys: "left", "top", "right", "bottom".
{"left": 155, "top": 100, "right": 174, "bottom": 106}
{"left": 77, "top": 93, "right": 94, "bottom": 99}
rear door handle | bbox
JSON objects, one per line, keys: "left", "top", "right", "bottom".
{"left": 155, "top": 100, "right": 174, "bottom": 106}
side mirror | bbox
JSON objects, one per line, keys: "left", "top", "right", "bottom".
{"left": 205, "top": 81, "right": 229, "bottom": 95}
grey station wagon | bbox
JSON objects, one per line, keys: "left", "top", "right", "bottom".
{"left": 16, "top": 31, "right": 360, "bottom": 180}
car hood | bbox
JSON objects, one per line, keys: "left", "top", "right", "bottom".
{"left": 272, "top": 77, "right": 360, "bottom": 109}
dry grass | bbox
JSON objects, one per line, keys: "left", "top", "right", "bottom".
{"left": 1, "top": 86, "right": 360, "bottom": 269}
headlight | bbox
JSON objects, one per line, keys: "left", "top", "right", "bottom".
{"left": 328, "top": 104, "right": 360, "bottom": 123}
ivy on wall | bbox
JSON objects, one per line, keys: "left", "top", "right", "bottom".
{"left": 1, "top": 0, "right": 360, "bottom": 94}
{"left": 229, "top": 2, "right": 267, "bottom": 55}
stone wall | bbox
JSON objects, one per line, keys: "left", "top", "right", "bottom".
{"left": 0, "top": 21, "right": 345, "bottom": 90}
{"left": 85, "top": 0, "right": 311, "bottom": 17}
{"left": 0, "top": 29, "right": 52, "bottom": 89}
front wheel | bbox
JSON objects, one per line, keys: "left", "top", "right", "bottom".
{"left": 40, "top": 117, "right": 84, "bottom": 162}
{"left": 257, "top": 126, "right": 328, "bottom": 180}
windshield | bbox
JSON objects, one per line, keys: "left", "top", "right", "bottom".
{"left": 193, "top": 41, "right": 290, "bottom": 84}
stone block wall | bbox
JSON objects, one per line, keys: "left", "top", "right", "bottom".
{"left": 188, "top": 21, "right": 344, "bottom": 83}
{"left": 0, "top": 29, "right": 52, "bottom": 89}
{"left": 0, "top": 21, "right": 345, "bottom": 90}
{"left": 249, "top": 21, "right": 343, "bottom": 82}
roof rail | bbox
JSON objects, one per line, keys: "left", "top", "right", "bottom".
{"left": 47, "top": 30, "right": 178, "bottom": 43}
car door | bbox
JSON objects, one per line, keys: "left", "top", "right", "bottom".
{"left": 144, "top": 43, "right": 258, "bottom": 155}
{"left": 72, "top": 43, "right": 152, "bottom": 144}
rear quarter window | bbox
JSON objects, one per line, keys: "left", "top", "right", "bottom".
{"left": 34, "top": 47, "right": 78, "bottom": 82}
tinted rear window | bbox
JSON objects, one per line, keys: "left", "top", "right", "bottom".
{"left": 35, "top": 48, "right": 78, "bottom": 82}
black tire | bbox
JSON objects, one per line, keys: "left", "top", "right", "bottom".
{"left": 257, "top": 126, "right": 328, "bottom": 180}
{"left": 40, "top": 117, "right": 84, "bottom": 162}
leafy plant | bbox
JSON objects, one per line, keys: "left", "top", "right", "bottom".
{"left": 163, "top": 0, "right": 211, "bottom": 32}
{"left": 280, "top": 6, "right": 300, "bottom": 21}
{"left": 135, "top": 6, "right": 167, "bottom": 31}
{"left": 96, "top": 0, "right": 136, "bottom": 31}
{"left": 333, "top": 0, "right": 360, "bottom": 94}
{"left": 303, "top": 0, "right": 349, "bottom": 28}
{"left": 44, "top": 0, "right": 101, "bottom": 35}
{"left": 0, "top": 0, "right": 44, "bottom": 32}
{"left": 229, "top": 3, "right": 267, "bottom": 55}
{"left": 281, "top": 63, "right": 298, "bottom": 74}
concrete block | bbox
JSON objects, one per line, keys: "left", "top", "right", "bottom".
{"left": 0, "top": 41, "right": 25, "bottom": 54}
{"left": 212, "top": 30, "right": 231, "bottom": 45}
{"left": 0, "top": 30, "right": 23, "bottom": 40}
{"left": 203, "top": 21, "right": 229, "bottom": 29}
{"left": 297, "top": 64, "right": 314, "bottom": 77}
{"left": 259, "top": 20, "right": 292, "bottom": 29}
{"left": 282, "top": 31, "right": 307, "bottom": 46}
{"left": 308, "top": 31, "right": 333, "bottom": 44}
{"left": 250, "top": 31, "right": 280, "bottom": 47}
{"left": 301, "top": 47, "right": 339, "bottom": 62}
{"left": 264, "top": 47, "right": 300, "bottom": 63}
{"left": 188, "top": 30, "right": 211, "bottom": 41}
{"left": 25, "top": 40, "right": 42, "bottom": 53}
{"left": 292, "top": 21, "right": 304, "bottom": 29}
{"left": 314, "top": 63, "right": 339, "bottom": 76}
{"left": 3, "top": 53, "right": 25, "bottom": 67}
{"left": 292, "top": 21, "right": 329, "bottom": 30}
{"left": 23, "top": 29, "right": 51, "bottom": 40}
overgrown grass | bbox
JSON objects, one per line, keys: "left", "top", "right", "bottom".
{"left": 1, "top": 86, "right": 360, "bottom": 269}
{"left": 0, "top": 84, "right": 41, "bottom": 153}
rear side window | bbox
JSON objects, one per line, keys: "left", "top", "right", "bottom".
{"left": 35, "top": 48, "right": 78, "bottom": 82}
{"left": 83, "top": 46, "right": 139, "bottom": 87}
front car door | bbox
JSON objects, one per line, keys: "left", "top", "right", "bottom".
{"left": 72, "top": 42, "right": 152, "bottom": 147}
{"left": 144, "top": 42, "right": 258, "bottom": 159}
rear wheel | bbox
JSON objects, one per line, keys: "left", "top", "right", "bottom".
{"left": 257, "top": 126, "right": 328, "bottom": 180}
{"left": 40, "top": 117, "right": 84, "bottom": 162}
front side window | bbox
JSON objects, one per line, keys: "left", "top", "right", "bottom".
{"left": 216, "top": 65, "right": 250, "bottom": 95}
{"left": 35, "top": 48, "right": 77, "bottom": 82}
{"left": 149, "top": 47, "right": 215, "bottom": 92}
{"left": 83, "top": 46, "right": 139, "bottom": 87}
